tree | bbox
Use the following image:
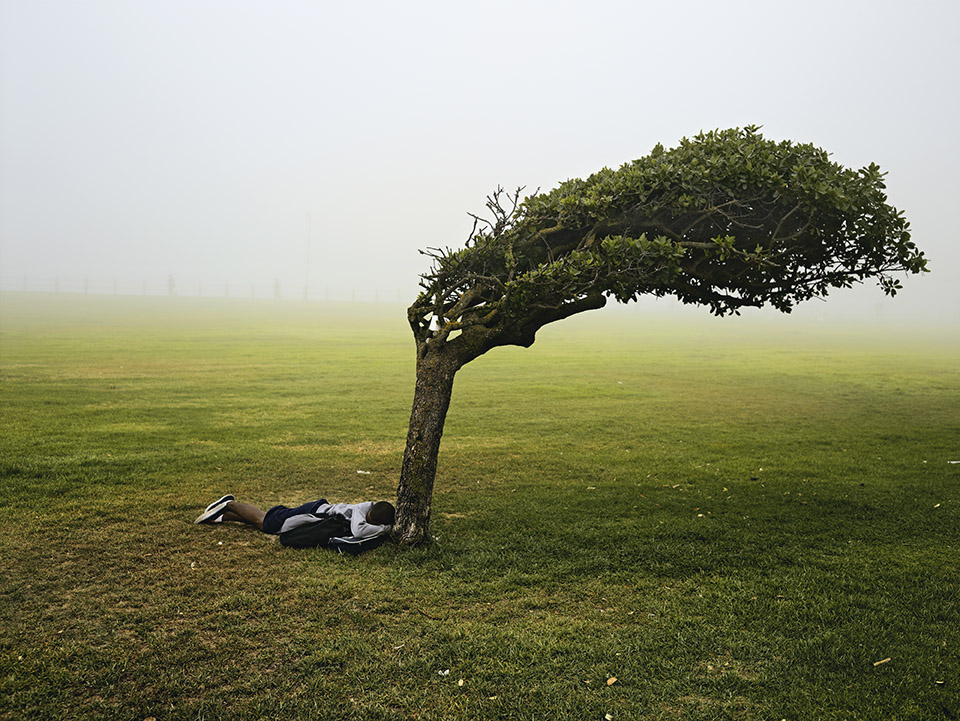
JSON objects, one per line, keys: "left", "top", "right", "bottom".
{"left": 391, "top": 127, "right": 927, "bottom": 545}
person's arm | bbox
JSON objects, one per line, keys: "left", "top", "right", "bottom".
{"left": 348, "top": 502, "right": 390, "bottom": 540}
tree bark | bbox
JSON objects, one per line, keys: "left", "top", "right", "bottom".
{"left": 393, "top": 349, "right": 459, "bottom": 545}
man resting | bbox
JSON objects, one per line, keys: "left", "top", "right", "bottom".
{"left": 194, "top": 494, "right": 395, "bottom": 553}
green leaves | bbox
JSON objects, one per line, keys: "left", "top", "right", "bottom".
{"left": 411, "top": 128, "right": 926, "bottom": 355}
{"left": 711, "top": 235, "right": 737, "bottom": 261}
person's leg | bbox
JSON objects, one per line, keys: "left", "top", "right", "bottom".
{"left": 221, "top": 501, "right": 266, "bottom": 530}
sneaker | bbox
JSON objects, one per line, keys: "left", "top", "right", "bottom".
{"left": 194, "top": 500, "right": 230, "bottom": 524}
{"left": 204, "top": 494, "right": 234, "bottom": 513}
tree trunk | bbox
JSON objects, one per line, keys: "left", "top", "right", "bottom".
{"left": 393, "top": 350, "right": 459, "bottom": 545}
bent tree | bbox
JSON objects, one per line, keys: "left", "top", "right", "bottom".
{"left": 392, "top": 127, "right": 927, "bottom": 545}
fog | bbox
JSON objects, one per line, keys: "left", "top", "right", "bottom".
{"left": 1, "top": 0, "right": 958, "bottom": 326}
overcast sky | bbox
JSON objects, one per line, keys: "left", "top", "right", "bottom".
{"left": 1, "top": 0, "right": 957, "bottom": 323}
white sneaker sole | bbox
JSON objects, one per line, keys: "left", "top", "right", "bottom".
{"left": 204, "top": 494, "right": 234, "bottom": 513}
{"left": 194, "top": 500, "right": 229, "bottom": 524}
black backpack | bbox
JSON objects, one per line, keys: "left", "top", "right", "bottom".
{"left": 279, "top": 513, "right": 351, "bottom": 549}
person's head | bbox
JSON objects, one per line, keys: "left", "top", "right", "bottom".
{"left": 366, "top": 501, "right": 396, "bottom": 526}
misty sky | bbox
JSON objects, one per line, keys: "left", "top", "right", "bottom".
{"left": 1, "top": 0, "right": 957, "bottom": 323}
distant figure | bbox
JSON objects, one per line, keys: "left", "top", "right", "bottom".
{"left": 194, "top": 494, "right": 395, "bottom": 555}
{"left": 167, "top": 274, "right": 176, "bottom": 296}
{"left": 274, "top": 278, "right": 282, "bottom": 299}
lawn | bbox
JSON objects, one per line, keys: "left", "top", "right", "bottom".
{"left": 1, "top": 293, "right": 957, "bottom": 720}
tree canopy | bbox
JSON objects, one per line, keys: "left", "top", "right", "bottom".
{"left": 408, "top": 127, "right": 926, "bottom": 362}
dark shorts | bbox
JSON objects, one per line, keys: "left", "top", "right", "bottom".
{"left": 262, "top": 498, "right": 328, "bottom": 535}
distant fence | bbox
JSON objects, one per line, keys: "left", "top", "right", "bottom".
{"left": 0, "top": 276, "right": 410, "bottom": 304}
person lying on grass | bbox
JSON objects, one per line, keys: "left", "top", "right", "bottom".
{"left": 193, "top": 495, "right": 395, "bottom": 553}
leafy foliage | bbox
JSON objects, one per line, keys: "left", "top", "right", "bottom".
{"left": 410, "top": 127, "right": 926, "bottom": 358}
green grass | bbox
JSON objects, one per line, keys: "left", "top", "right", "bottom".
{"left": 1, "top": 293, "right": 958, "bottom": 720}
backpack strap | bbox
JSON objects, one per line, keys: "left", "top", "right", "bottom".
{"left": 328, "top": 530, "right": 391, "bottom": 555}
{"left": 278, "top": 513, "right": 351, "bottom": 548}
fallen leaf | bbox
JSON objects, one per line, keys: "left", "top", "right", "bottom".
{"left": 487, "top": 696, "right": 498, "bottom": 700}
{"left": 458, "top": 679, "right": 464, "bottom": 687}
{"left": 606, "top": 715, "right": 614, "bottom": 720}
{"left": 607, "top": 677, "right": 618, "bottom": 686}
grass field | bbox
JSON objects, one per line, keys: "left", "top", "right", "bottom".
{"left": 1, "top": 293, "right": 958, "bottom": 720}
